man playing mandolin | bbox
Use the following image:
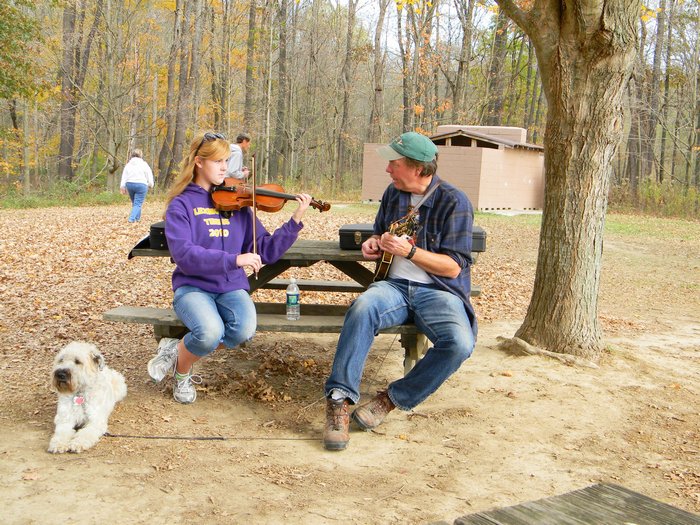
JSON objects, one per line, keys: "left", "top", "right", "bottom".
{"left": 323, "top": 131, "right": 477, "bottom": 451}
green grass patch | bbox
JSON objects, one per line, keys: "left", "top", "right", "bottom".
{"left": 605, "top": 212, "right": 700, "bottom": 242}
{"left": 0, "top": 182, "right": 171, "bottom": 209}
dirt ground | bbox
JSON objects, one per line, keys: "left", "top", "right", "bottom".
{"left": 0, "top": 203, "right": 698, "bottom": 525}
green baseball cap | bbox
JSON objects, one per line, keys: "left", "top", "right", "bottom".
{"left": 377, "top": 132, "right": 438, "bottom": 162}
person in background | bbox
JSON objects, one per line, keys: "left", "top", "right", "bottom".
{"left": 227, "top": 133, "right": 252, "bottom": 179}
{"left": 120, "top": 149, "right": 155, "bottom": 223}
{"left": 322, "top": 131, "right": 477, "bottom": 451}
{"left": 147, "top": 131, "right": 312, "bottom": 404}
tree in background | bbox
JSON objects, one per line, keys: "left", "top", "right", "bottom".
{"left": 0, "top": 0, "right": 39, "bottom": 100}
{"left": 495, "top": 0, "right": 641, "bottom": 359}
{"left": 57, "top": 0, "right": 104, "bottom": 181}
{"left": 0, "top": 0, "right": 40, "bottom": 193}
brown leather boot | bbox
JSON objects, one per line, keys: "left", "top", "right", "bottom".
{"left": 323, "top": 399, "right": 349, "bottom": 451}
{"left": 351, "top": 390, "right": 395, "bottom": 431}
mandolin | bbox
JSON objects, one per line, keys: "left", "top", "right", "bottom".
{"left": 372, "top": 181, "right": 441, "bottom": 282}
{"left": 372, "top": 214, "right": 419, "bottom": 281}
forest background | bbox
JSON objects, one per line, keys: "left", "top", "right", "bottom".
{"left": 0, "top": 0, "right": 699, "bottom": 219}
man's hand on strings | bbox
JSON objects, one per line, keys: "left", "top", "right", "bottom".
{"left": 361, "top": 235, "right": 382, "bottom": 260}
{"left": 377, "top": 233, "right": 413, "bottom": 258}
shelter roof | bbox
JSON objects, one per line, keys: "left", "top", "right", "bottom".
{"left": 429, "top": 129, "right": 544, "bottom": 152}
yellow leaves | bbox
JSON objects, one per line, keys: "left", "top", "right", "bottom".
{"left": 640, "top": 5, "right": 657, "bottom": 22}
{"left": 154, "top": 0, "right": 177, "bottom": 11}
{"left": 436, "top": 99, "right": 452, "bottom": 113}
{"left": 395, "top": 0, "right": 432, "bottom": 13}
{"left": 413, "top": 104, "right": 424, "bottom": 116}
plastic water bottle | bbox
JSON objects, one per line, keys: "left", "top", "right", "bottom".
{"left": 286, "top": 278, "right": 300, "bottom": 320}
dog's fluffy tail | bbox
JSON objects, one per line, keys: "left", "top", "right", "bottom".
{"left": 111, "top": 371, "right": 127, "bottom": 402}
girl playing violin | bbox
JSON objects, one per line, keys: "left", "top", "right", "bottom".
{"left": 147, "top": 131, "right": 312, "bottom": 404}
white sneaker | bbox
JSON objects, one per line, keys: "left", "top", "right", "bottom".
{"left": 173, "top": 371, "right": 201, "bottom": 404}
{"left": 147, "top": 338, "right": 179, "bottom": 382}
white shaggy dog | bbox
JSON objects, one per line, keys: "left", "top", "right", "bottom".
{"left": 49, "top": 342, "right": 127, "bottom": 453}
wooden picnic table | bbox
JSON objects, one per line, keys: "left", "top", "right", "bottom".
{"left": 109, "top": 237, "right": 486, "bottom": 373}
{"left": 129, "top": 239, "right": 377, "bottom": 296}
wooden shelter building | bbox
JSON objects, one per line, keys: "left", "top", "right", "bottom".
{"left": 361, "top": 125, "right": 545, "bottom": 211}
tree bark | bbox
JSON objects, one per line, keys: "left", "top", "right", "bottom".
{"left": 167, "top": 0, "right": 203, "bottom": 185}
{"left": 484, "top": 8, "right": 509, "bottom": 126}
{"left": 270, "top": 0, "right": 289, "bottom": 182}
{"left": 334, "top": 0, "right": 356, "bottom": 185}
{"left": 523, "top": 37, "right": 534, "bottom": 131}
{"left": 58, "top": 0, "right": 103, "bottom": 182}
{"left": 452, "top": 0, "right": 476, "bottom": 124}
{"left": 157, "top": 0, "right": 182, "bottom": 185}
{"left": 22, "top": 100, "right": 31, "bottom": 195}
{"left": 397, "top": 6, "right": 412, "bottom": 132}
{"left": 643, "top": 0, "right": 666, "bottom": 183}
{"left": 496, "top": 0, "right": 640, "bottom": 359}
{"left": 58, "top": 1, "right": 78, "bottom": 182}
{"left": 625, "top": 19, "right": 646, "bottom": 197}
{"left": 368, "top": 0, "right": 389, "bottom": 143}
{"left": 243, "top": 0, "right": 257, "bottom": 132}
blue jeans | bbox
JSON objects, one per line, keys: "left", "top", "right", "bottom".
{"left": 325, "top": 279, "right": 475, "bottom": 410}
{"left": 173, "top": 286, "right": 256, "bottom": 357}
{"left": 126, "top": 182, "right": 148, "bottom": 222}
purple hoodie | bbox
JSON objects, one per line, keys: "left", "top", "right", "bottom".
{"left": 165, "top": 183, "right": 303, "bottom": 293}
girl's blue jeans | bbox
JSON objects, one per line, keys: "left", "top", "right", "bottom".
{"left": 173, "top": 286, "right": 256, "bottom": 357}
{"left": 325, "top": 279, "right": 475, "bottom": 410}
{"left": 126, "top": 182, "right": 148, "bottom": 222}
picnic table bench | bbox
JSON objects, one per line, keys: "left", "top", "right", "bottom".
{"left": 453, "top": 483, "right": 700, "bottom": 525}
{"left": 104, "top": 235, "right": 485, "bottom": 374}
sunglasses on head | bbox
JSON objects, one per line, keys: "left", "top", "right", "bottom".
{"left": 194, "top": 132, "right": 226, "bottom": 157}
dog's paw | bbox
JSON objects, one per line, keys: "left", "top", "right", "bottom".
{"left": 68, "top": 434, "right": 98, "bottom": 453}
{"left": 48, "top": 438, "right": 71, "bottom": 454}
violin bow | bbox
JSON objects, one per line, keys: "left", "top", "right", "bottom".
{"left": 251, "top": 153, "right": 258, "bottom": 279}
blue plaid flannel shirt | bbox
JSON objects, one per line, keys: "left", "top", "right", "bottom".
{"left": 373, "top": 175, "right": 477, "bottom": 337}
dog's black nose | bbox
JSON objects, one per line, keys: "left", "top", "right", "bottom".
{"left": 55, "top": 369, "right": 70, "bottom": 382}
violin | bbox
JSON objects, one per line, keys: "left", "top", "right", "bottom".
{"left": 210, "top": 177, "right": 331, "bottom": 213}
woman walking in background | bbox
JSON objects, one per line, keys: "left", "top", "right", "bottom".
{"left": 120, "top": 149, "right": 154, "bottom": 223}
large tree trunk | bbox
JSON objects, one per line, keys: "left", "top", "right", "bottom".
{"left": 496, "top": 0, "right": 640, "bottom": 359}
